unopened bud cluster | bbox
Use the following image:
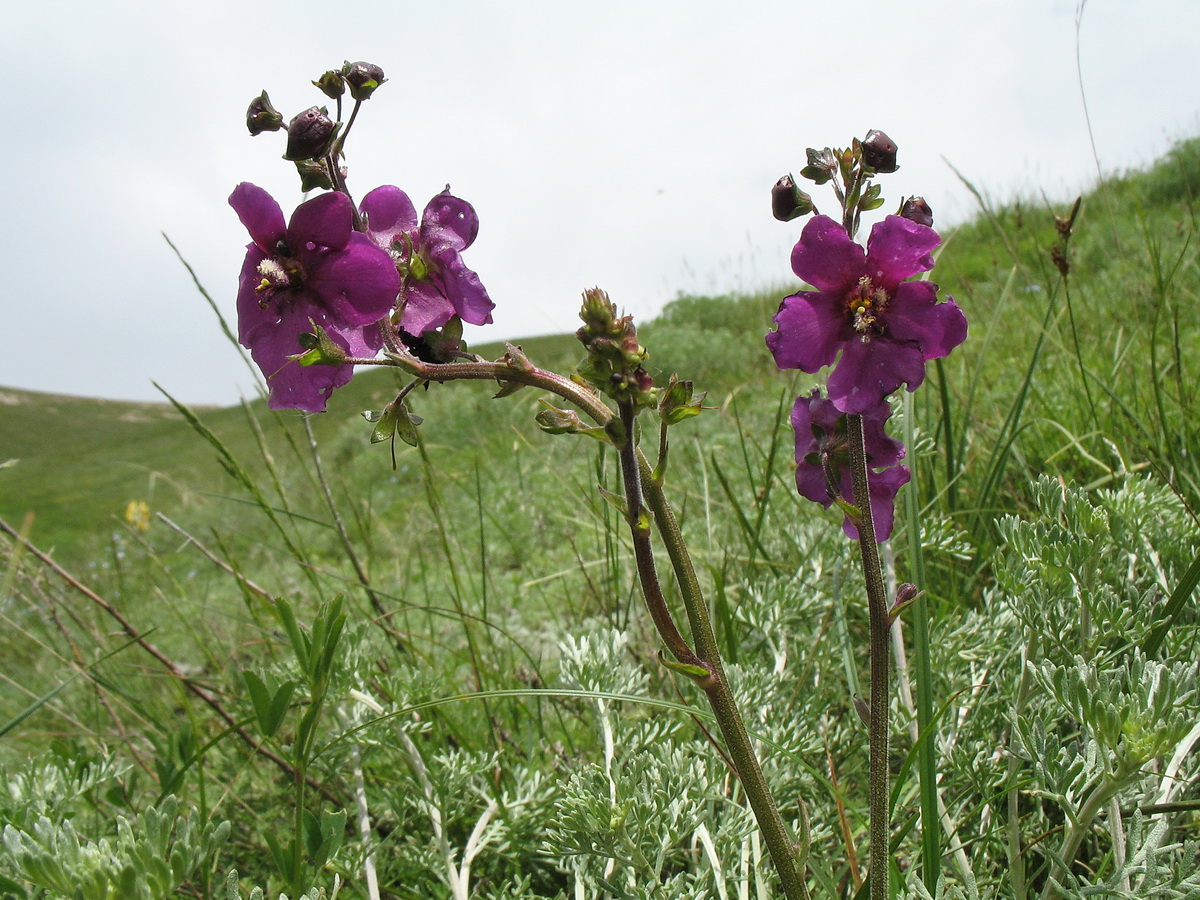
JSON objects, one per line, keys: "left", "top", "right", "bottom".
{"left": 776, "top": 129, "right": 916, "bottom": 235}
{"left": 575, "top": 288, "right": 656, "bottom": 409}
{"left": 244, "top": 60, "right": 386, "bottom": 188}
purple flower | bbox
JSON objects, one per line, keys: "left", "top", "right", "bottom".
{"left": 230, "top": 183, "right": 400, "bottom": 412}
{"left": 359, "top": 185, "right": 494, "bottom": 336}
{"left": 792, "top": 391, "right": 910, "bottom": 541}
{"left": 767, "top": 215, "right": 967, "bottom": 414}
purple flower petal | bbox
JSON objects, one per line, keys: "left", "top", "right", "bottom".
{"left": 790, "top": 215, "right": 864, "bottom": 291}
{"left": 865, "top": 216, "right": 939, "bottom": 285}
{"left": 769, "top": 213, "right": 967, "bottom": 413}
{"left": 859, "top": 400, "right": 907, "bottom": 468}
{"left": 886, "top": 284, "right": 968, "bottom": 360}
{"left": 307, "top": 233, "right": 400, "bottom": 326}
{"left": 434, "top": 251, "right": 494, "bottom": 326}
{"left": 766, "top": 291, "right": 848, "bottom": 372}
{"left": 838, "top": 464, "right": 911, "bottom": 541}
{"left": 360, "top": 185, "right": 419, "bottom": 250}
{"left": 229, "top": 183, "right": 285, "bottom": 252}
{"left": 362, "top": 185, "right": 495, "bottom": 336}
{"left": 827, "top": 339, "right": 928, "bottom": 414}
{"left": 247, "top": 300, "right": 352, "bottom": 412}
{"left": 233, "top": 184, "right": 401, "bottom": 412}
{"left": 235, "top": 244, "right": 271, "bottom": 345}
{"left": 789, "top": 390, "right": 910, "bottom": 541}
{"left": 421, "top": 189, "right": 479, "bottom": 251}
{"left": 400, "top": 282, "right": 457, "bottom": 335}
{"left": 287, "top": 190, "right": 353, "bottom": 251}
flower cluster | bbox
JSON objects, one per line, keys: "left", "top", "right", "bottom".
{"left": 231, "top": 184, "right": 399, "bottom": 412}
{"left": 766, "top": 133, "right": 967, "bottom": 540}
{"left": 229, "top": 62, "right": 495, "bottom": 413}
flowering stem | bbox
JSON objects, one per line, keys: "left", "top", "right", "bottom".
{"left": 363, "top": 352, "right": 810, "bottom": 898}
{"left": 846, "top": 413, "right": 891, "bottom": 900}
{"left": 325, "top": 150, "right": 363, "bottom": 232}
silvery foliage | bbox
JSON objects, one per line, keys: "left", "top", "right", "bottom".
{"left": 2, "top": 795, "right": 229, "bottom": 900}
{"left": 547, "top": 627, "right": 786, "bottom": 898}
{"left": 994, "top": 476, "right": 1200, "bottom": 895}
{"left": 0, "top": 754, "right": 124, "bottom": 833}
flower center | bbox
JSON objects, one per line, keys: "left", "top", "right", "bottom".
{"left": 847, "top": 276, "right": 890, "bottom": 339}
{"left": 254, "top": 250, "right": 305, "bottom": 308}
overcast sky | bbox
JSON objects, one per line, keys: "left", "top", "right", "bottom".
{"left": 3, "top": 0, "right": 1197, "bottom": 406}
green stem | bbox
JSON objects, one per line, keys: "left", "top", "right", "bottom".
{"left": 380, "top": 352, "right": 810, "bottom": 899}
{"left": 1040, "top": 766, "right": 1130, "bottom": 900}
{"left": 846, "top": 414, "right": 891, "bottom": 900}
{"left": 639, "top": 455, "right": 810, "bottom": 900}
{"left": 614, "top": 402, "right": 703, "bottom": 669}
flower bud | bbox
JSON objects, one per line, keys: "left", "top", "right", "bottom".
{"left": 535, "top": 403, "right": 587, "bottom": 435}
{"left": 899, "top": 196, "right": 933, "bottom": 227}
{"left": 246, "top": 91, "right": 284, "bottom": 136}
{"left": 771, "top": 174, "right": 814, "bottom": 222}
{"left": 284, "top": 106, "right": 336, "bottom": 161}
{"left": 861, "top": 129, "right": 898, "bottom": 173}
{"left": 312, "top": 70, "right": 345, "bottom": 99}
{"left": 575, "top": 288, "right": 657, "bottom": 409}
{"left": 577, "top": 287, "right": 620, "bottom": 339}
{"left": 342, "top": 61, "right": 386, "bottom": 100}
{"left": 658, "top": 375, "right": 705, "bottom": 425}
{"left": 888, "top": 582, "right": 924, "bottom": 625}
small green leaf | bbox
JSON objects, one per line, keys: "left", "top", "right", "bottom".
{"left": 368, "top": 405, "right": 399, "bottom": 444}
{"left": 657, "top": 650, "right": 711, "bottom": 680}
{"left": 265, "top": 681, "right": 296, "bottom": 737}
{"left": 800, "top": 165, "right": 831, "bottom": 185}
{"left": 393, "top": 404, "right": 422, "bottom": 447}
{"left": 274, "top": 598, "right": 310, "bottom": 672}
{"left": 598, "top": 486, "right": 628, "bottom": 517}
{"left": 289, "top": 321, "right": 348, "bottom": 367}
{"left": 493, "top": 379, "right": 525, "bottom": 398}
{"left": 242, "top": 671, "right": 272, "bottom": 728}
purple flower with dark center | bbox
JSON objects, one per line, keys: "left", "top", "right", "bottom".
{"left": 792, "top": 390, "right": 910, "bottom": 541}
{"left": 359, "top": 185, "right": 494, "bottom": 336}
{"left": 767, "top": 215, "right": 967, "bottom": 414}
{"left": 230, "top": 183, "right": 401, "bottom": 412}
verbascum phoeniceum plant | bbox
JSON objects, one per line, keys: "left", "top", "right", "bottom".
{"left": 231, "top": 65, "right": 966, "bottom": 900}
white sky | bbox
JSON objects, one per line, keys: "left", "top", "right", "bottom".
{"left": 3, "top": 0, "right": 1197, "bottom": 405}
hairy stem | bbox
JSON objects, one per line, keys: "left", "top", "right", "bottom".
{"left": 615, "top": 402, "right": 702, "bottom": 668}
{"left": 846, "top": 414, "right": 891, "bottom": 900}
{"left": 637, "top": 448, "right": 811, "bottom": 900}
